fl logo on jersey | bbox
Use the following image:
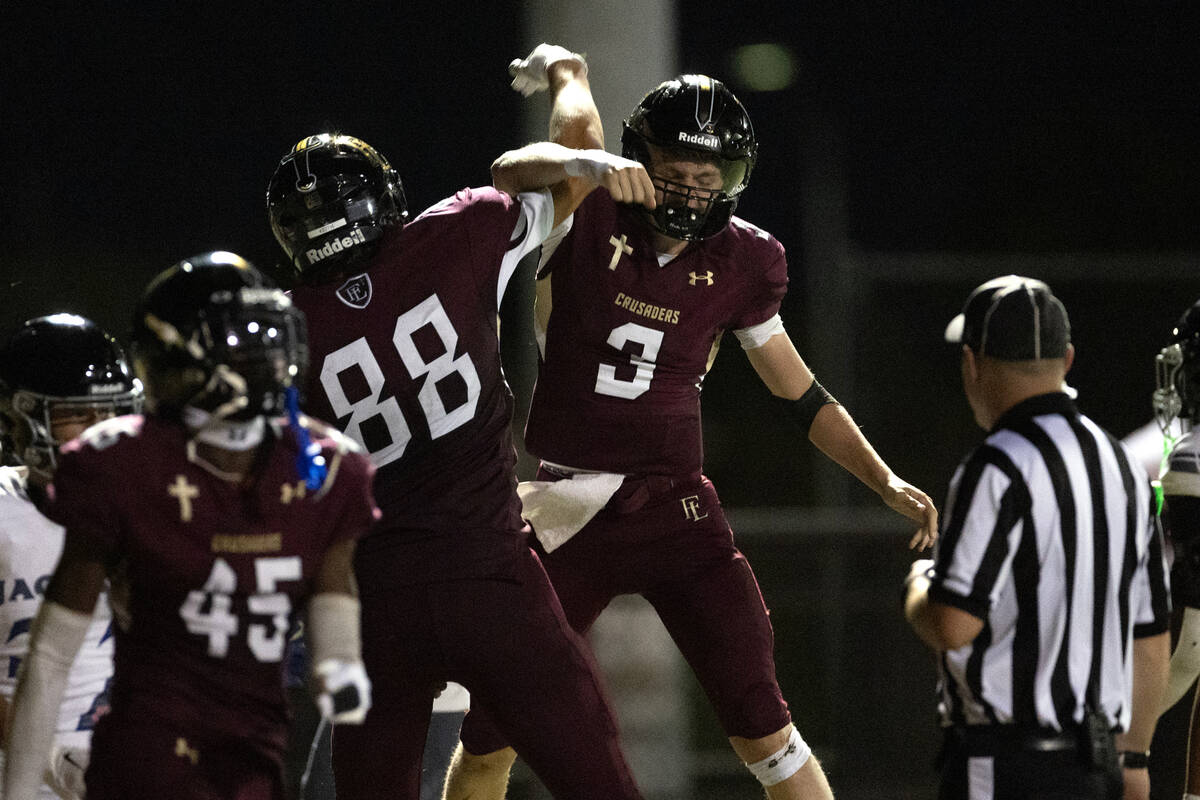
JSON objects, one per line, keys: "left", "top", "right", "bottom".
{"left": 337, "top": 274, "right": 373, "bottom": 309}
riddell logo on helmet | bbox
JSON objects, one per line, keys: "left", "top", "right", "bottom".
{"left": 306, "top": 229, "right": 367, "bottom": 264}
{"left": 678, "top": 131, "right": 721, "bottom": 149}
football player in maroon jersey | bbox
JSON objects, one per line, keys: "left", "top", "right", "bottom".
{"left": 3, "top": 252, "right": 380, "bottom": 800}
{"left": 444, "top": 50, "right": 940, "bottom": 800}
{"left": 265, "top": 47, "right": 656, "bottom": 800}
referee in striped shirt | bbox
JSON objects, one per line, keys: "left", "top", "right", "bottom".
{"left": 904, "top": 275, "right": 1171, "bottom": 799}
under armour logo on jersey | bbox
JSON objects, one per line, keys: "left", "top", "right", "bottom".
{"left": 688, "top": 271, "right": 714, "bottom": 286}
{"left": 608, "top": 234, "right": 633, "bottom": 271}
{"left": 681, "top": 495, "right": 708, "bottom": 522}
{"left": 336, "top": 274, "right": 373, "bottom": 309}
{"left": 280, "top": 480, "right": 307, "bottom": 504}
{"left": 168, "top": 475, "right": 199, "bottom": 522}
{"left": 175, "top": 737, "right": 200, "bottom": 765}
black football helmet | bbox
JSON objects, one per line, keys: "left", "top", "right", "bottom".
{"left": 131, "top": 251, "right": 308, "bottom": 422}
{"left": 267, "top": 133, "right": 408, "bottom": 286}
{"left": 0, "top": 314, "right": 143, "bottom": 477}
{"left": 621, "top": 75, "right": 758, "bottom": 241}
{"left": 1156, "top": 300, "right": 1200, "bottom": 432}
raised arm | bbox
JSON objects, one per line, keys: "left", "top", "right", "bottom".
{"left": 491, "top": 43, "right": 655, "bottom": 226}
{"left": 745, "top": 332, "right": 939, "bottom": 550}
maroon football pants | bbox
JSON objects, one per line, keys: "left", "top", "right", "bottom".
{"left": 460, "top": 475, "right": 791, "bottom": 755}
{"left": 85, "top": 706, "right": 285, "bottom": 800}
{"left": 331, "top": 540, "right": 642, "bottom": 800}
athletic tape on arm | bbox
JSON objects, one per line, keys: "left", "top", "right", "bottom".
{"left": 744, "top": 726, "right": 811, "bottom": 787}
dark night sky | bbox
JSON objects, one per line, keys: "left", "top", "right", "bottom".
{"left": 3, "top": 2, "right": 1199, "bottom": 506}
{"left": 1, "top": 2, "right": 526, "bottom": 339}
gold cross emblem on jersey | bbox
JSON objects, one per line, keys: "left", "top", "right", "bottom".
{"left": 688, "top": 270, "right": 714, "bottom": 286}
{"left": 168, "top": 475, "right": 199, "bottom": 522}
{"left": 608, "top": 234, "right": 632, "bottom": 271}
{"left": 175, "top": 736, "right": 200, "bottom": 765}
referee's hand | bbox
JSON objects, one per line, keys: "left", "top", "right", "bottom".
{"left": 880, "top": 475, "right": 938, "bottom": 551}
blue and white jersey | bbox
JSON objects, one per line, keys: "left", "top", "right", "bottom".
{"left": 0, "top": 466, "right": 113, "bottom": 796}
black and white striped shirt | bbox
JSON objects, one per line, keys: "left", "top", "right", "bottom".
{"left": 929, "top": 392, "right": 1171, "bottom": 732}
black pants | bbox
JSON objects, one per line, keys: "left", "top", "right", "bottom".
{"left": 938, "top": 727, "right": 1122, "bottom": 800}
{"left": 284, "top": 688, "right": 465, "bottom": 800}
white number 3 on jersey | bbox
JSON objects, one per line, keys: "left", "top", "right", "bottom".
{"left": 595, "top": 322, "right": 663, "bottom": 399}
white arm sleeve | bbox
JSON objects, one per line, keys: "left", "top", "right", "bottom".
{"left": 496, "top": 187, "right": 555, "bottom": 309}
{"left": 734, "top": 314, "right": 786, "bottom": 350}
{"left": 306, "top": 592, "right": 361, "bottom": 664}
{"left": 3, "top": 601, "right": 91, "bottom": 800}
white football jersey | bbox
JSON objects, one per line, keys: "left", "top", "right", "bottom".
{"left": 0, "top": 466, "right": 114, "bottom": 796}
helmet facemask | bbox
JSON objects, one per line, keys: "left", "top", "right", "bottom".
{"left": 620, "top": 75, "right": 757, "bottom": 242}
{"left": 1154, "top": 342, "right": 1186, "bottom": 437}
{"left": 1154, "top": 302, "right": 1200, "bottom": 441}
{"left": 631, "top": 141, "right": 747, "bottom": 241}
{"left": 1155, "top": 339, "right": 1200, "bottom": 442}
{"left": 139, "top": 290, "right": 307, "bottom": 423}
{"left": 1, "top": 388, "right": 143, "bottom": 480}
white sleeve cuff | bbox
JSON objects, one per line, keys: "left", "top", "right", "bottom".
{"left": 734, "top": 314, "right": 786, "bottom": 350}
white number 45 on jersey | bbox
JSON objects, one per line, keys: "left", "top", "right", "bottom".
{"left": 179, "top": 556, "right": 300, "bottom": 663}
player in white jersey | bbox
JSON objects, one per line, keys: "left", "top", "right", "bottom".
{"left": 0, "top": 314, "right": 143, "bottom": 798}
{"left": 1152, "top": 300, "right": 1200, "bottom": 800}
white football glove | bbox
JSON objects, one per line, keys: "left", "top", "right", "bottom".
{"left": 507, "top": 43, "right": 587, "bottom": 96}
{"left": 314, "top": 658, "right": 372, "bottom": 724}
{"left": 44, "top": 744, "right": 88, "bottom": 800}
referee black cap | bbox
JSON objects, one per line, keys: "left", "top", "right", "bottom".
{"left": 945, "top": 275, "right": 1071, "bottom": 361}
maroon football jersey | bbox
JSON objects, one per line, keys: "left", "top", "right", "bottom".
{"left": 45, "top": 415, "right": 377, "bottom": 757}
{"left": 292, "top": 186, "right": 551, "bottom": 541}
{"left": 525, "top": 191, "right": 788, "bottom": 477}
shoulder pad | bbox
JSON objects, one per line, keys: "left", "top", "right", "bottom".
{"left": 69, "top": 416, "right": 143, "bottom": 454}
